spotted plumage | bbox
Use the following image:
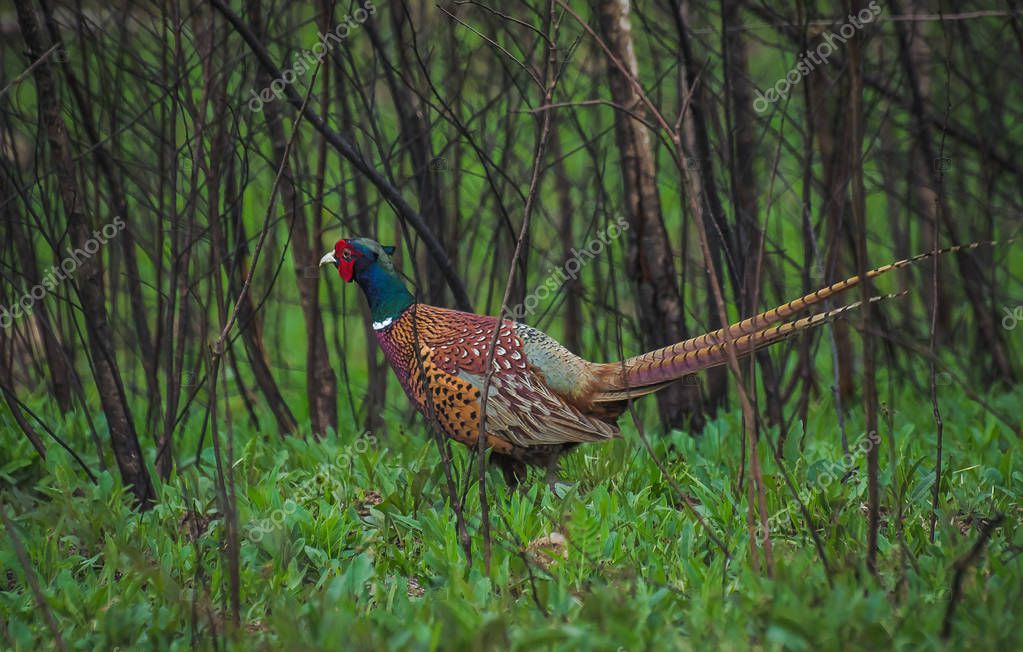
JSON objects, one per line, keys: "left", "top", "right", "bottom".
{"left": 372, "top": 303, "right": 616, "bottom": 481}
{"left": 320, "top": 236, "right": 985, "bottom": 484}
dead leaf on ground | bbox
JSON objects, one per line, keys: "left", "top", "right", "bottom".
{"left": 527, "top": 532, "right": 568, "bottom": 569}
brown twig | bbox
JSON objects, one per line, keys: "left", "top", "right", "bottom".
{"left": 475, "top": 0, "right": 560, "bottom": 574}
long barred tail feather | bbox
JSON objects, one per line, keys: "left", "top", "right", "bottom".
{"left": 665, "top": 240, "right": 1006, "bottom": 357}
{"left": 590, "top": 238, "right": 1013, "bottom": 400}
{"left": 594, "top": 292, "right": 907, "bottom": 402}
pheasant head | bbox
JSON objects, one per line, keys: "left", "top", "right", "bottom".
{"left": 320, "top": 237, "right": 414, "bottom": 325}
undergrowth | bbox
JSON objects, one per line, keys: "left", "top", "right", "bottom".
{"left": 1, "top": 383, "right": 1021, "bottom": 650}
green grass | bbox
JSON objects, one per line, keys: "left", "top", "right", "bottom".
{"left": 1, "top": 381, "right": 1021, "bottom": 650}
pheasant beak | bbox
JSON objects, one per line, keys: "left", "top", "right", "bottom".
{"left": 319, "top": 250, "right": 337, "bottom": 268}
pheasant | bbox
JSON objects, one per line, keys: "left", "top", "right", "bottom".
{"left": 320, "top": 237, "right": 987, "bottom": 485}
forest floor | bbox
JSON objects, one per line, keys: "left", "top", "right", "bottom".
{"left": 1, "top": 381, "right": 1021, "bottom": 650}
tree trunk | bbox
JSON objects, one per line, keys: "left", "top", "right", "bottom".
{"left": 598, "top": 0, "right": 702, "bottom": 431}
{"left": 15, "top": 0, "right": 154, "bottom": 508}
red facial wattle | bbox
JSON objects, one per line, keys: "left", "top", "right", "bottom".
{"left": 334, "top": 240, "right": 358, "bottom": 282}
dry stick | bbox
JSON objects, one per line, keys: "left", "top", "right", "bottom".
{"left": 389, "top": 156, "right": 473, "bottom": 559}
{"left": 436, "top": 4, "right": 543, "bottom": 89}
{"left": 793, "top": 5, "right": 819, "bottom": 429}
{"left": 880, "top": 362, "right": 923, "bottom": 596}
{"left": 199, "top": 39, "right": 320, "bottom": 631}
{"left": 407, "top": 301, "right": 473, "bottom": 564}
{"left": 179, "top": 475, "right": 214, "bottom": 649}
{"left": 558, "top": 0, "right": 770, "bottom": 570}
{"left": 928, "top": 3, "right": 953, "bottom": 545}
{"left": 475, "top": 0, "right": 559, "bottom": 574}
{"left": 496, "top": 511, "right": 551, "bottom": 617}
{"left": 585, "top": 103, "right": 730, "bottom": 558}
{"left": 207, "top": 0, "right": 472, "bottom": 312}
{"left": 845, "top": 0, "right": 881, "bottom": 575}
{"left": 727, "top": 50, "right": 828, "bottom": 577}
{"left": 194, "top": 14, "right": 253, "bottom": 629}
{"left": 528, "top": 99, "right": 662, "bottom": 131}
{"left": 163, "top": 14, "right": 200, "bottom": 472}
{"left": 680, "top": 58, "right": 773, "bottom": 571}
{"left": 218, "top": 340, "right": 239, "bottom": 627}
{"left": 0, "top": 41, "right": 63, "bottom": 99}
{"left": 795, "top": 21, "right": 850, "bottom": 456}
{"left": 455, "top": 0, "right": 556, "bottom": 44}
{"left": 940, "top": 514, "right": 1005, "bottom": 639}
{"left": 1, "top": 504, "right": 67, "bottom": 652}
{"left": 373, "top": 51, "right": 473, "bottom": 558}
{"left": 208, "top": 69, "right": 319, "bottom": 392}
{"left": 689, "top": 207, "right": 773, "bottom": 574}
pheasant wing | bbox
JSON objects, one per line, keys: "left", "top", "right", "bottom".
{"left": 459, "top": 367, "right": 618, "bottom": 448}
{"left": 408, "top": 340, "right": 618, "bottom": 451}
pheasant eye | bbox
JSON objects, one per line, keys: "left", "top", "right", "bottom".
{"left": 341, "top": 248, "right": 353, "bottom": 261}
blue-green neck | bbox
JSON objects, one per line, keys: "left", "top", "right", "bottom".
{"left": 357, "top": 263, "right": 414, "bottom": 323}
